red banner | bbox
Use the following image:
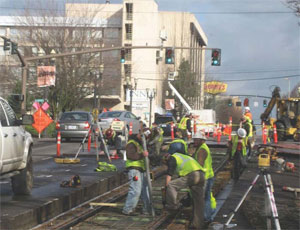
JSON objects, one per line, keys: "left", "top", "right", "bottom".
{"left": 165, "top": 99, "right": 175, "bottom": 110}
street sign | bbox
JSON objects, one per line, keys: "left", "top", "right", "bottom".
{"left": 35, "top": 99, "right": 44, "bottom": 103}
{"left": 32, "top": 108, "right": 53, "bottom": 134}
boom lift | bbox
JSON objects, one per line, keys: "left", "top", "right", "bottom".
{"left": 260, "top": 87, "right": 300, "bottom": 141}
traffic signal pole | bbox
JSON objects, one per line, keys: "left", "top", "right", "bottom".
{"left": 12, "top": 45, "right": 218, "bottom": 114}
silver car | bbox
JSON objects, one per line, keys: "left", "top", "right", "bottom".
{"left": 56, "top": 111, "right": 95, "bottom": 142}
{"left": 98, "top": 111, "right": 142, "bottom": 134}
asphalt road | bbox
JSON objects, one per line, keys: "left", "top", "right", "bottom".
{"left": 32, "top": 138, "right": 87, "bottom": 162}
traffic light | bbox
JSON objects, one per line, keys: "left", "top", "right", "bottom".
{"left": 228, "top": 99, "right": 232, "bottom": 107}
{"left": 3, "top": 38, "right": 10, "bottom": 51}
{"left": 263, "top": 99, "right": 267, "bottom": 107}
{"left": 211, "top": 49, "right": 221, "bottom": 66}
{"left": 120, "top": 49, "right": 125, "bottom": 63}
{"left": 243, "top": 98, "right": 249, "bottom": 107}
{"left": 165, "top": 47, "right": 174, "bottom": 64}
{"left": 11, "top": 42, "right": 18, "bottom": 55}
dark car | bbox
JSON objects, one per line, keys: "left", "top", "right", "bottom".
{"left": 56, "top": 111, "right": 94, "bottom": 142}
{"left": 154, "top": 115, "right": 177, "bottom": 136}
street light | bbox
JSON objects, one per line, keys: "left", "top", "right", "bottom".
{"left": 146, "top": 88, "right": 156, "bottom": 127}
{"left": 126, "top": 77, "right": 138, "bottom": 112}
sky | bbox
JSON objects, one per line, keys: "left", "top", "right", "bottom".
{"left": 1, "top": 0, "right": 300, "bottom": 123}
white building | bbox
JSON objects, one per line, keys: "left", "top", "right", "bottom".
{"left": 0, "top": 0, "right": 207, "bottom": 124}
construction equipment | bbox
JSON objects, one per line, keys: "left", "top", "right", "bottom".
{"left": 260, "top": 86, "right": 300, "bottom": 141}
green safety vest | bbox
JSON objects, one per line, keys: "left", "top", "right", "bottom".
{"left": 178, "top": 117, "right": 188, "bottom": 130}
{"left": 194, "top": 143, "right": 214, "bottom": 179}
{"left": 231, "top": 135, "right": 247, "bottom": 157}
{"left": 168, "top": 139, "right": 188, "bottom": 154}
{"left": 125, "top": 140, "right": 145, "bottom": 170}
{"left": 158, "top": 127, "right": 164, "bottom": 143}
{"left": 244, "top": 117, "right": 253, "bottom": 137}
{"left": 172, "top": 153, "right": 205, "bottom": 177}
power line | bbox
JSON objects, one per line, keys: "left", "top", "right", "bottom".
{"left": 0, "top": 6, "right": 295, "bottom": 15}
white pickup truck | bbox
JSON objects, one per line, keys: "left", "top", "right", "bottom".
{"left": 0, "top": 96, "right": 34, "bottom": 195}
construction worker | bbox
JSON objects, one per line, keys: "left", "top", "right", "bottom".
{"left": 193, "top": 131, "right": 215, "bottom": 224}
{"left": 162, "top": 151, "right": 205, "bottom": 229}
{"left": 104, "top": 128, "right": 116, "bottom": 146}
{"left": 148, "top": 122, "right": 164, "bottom": 156}
{"left": 122, "top": 131, "right": 151, "bottom": 216}
{"left": 241, "top": 115, "right": 253, "bottom": 158}
{"left": 178, "top": 113, "right": 193, "bottom": 141}
{"left": 167, "top": 138, "right": 188, "bottom": 155}
{"left": 244, "top": 107, "right": 252, "bottom": 121}
{"left": 228, "top": 128, "right": 248, "bottom": 181}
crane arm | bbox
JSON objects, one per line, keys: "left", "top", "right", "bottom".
{"left": 260, "top": 87, "right": 281, "bottom": 122}
{"left": 168, "top": 81, "right": 192, "bottom": 112}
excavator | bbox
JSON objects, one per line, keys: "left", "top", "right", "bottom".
{"left": 260, "top": 86, "right": 300, "bottom": 141}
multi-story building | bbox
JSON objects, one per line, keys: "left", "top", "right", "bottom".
{"left": 0, "top": 0, "right": 207, "bottom": 124}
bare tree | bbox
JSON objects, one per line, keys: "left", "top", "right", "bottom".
{"left": 15, "top": 0, "right": 107, "bottom": 119}
{"left": 283, "top": 0, "right": 300, "bottom": 17}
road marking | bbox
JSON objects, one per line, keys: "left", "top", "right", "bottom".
{"left": 35, "top": 175, "right": 53, "bottom": 178}
{"left": 42, "top": 157, "right": 52, "bottom": 160}
{"left": 0, "top": 181, "right": 9, "bottom": 184}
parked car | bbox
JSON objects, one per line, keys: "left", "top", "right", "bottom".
{"left": 154, "top": 114, "right": 177, "bottom": 136}
{"left": 56, "top": 111, "right": 95, "bottom": 142}
{"left": 0, "top": 96, "right": 34, "bottom": 195}
{"left": 98, "top": 110, "right": 141, "bottom": 134}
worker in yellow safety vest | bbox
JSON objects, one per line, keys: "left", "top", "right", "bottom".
{"left": 228, "top": 128, "right": 248, "bottom": 181}
{"left": 122, "top": 131, "right": 151, "bottom": 216}
{"left": 178, "top": 113, "right": 193, "bottom": 141}
{"left": 241, "top": 115, "right": 253, "bottom": 158}
{"left": 162, "top": 151, "right": 205, "bottom": 229}
{"left": 193, "top": 131, "right": 216, "bottom": 223}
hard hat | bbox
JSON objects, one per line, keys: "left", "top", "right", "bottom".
{"left": 245, "top": 107, "right": 250, "bottom": 111}
{"left": 168, "top": 142, "right": 186, "bottom": 154}
{"left": 237, "top": 128, "right": 246, "bottom": 138}
{"left": 192, "top": 131, "right": 207, "bottom": 140}
{"left": 143, "top": 128, "right": 151, "bottom": 137}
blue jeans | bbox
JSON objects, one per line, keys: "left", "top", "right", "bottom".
{"left": 122, "top": 169, "right": 151, "bottom": 214}
{"left": 204, "top": 177, "right": 215, "bottom": 221}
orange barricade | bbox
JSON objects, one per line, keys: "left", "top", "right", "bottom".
{"left": 56, "top": 131, "right": 61, "bottom": 157}
{"left": 273, "top": 124, "right": 278, "bottom": 144}
{"left": 88, "top": 128, "right": 92, "bottom": 152}
{"left": 171, "top": 122, "right": 174, "bottom": 140}
{"left": 129, "top": 122, "right": 133, "bottom": 135}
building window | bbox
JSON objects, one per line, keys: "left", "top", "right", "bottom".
{"left": 124, "top": 44, "right": 132, "bottom": 61}
{"left": 126, "top": 3, "right": 133, "bottom": 20}
{"left": 125, "top": 24, "right": 132, "bottom": 40}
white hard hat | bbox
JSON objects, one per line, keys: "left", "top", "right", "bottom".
{"left": 237, "top": 128, "right": 246, "bottom": 138}
{"left": 192, "top": 131, "right": 207, "bottom": 140}
{"left": 245, "top": 106, "right": 250, "bottom": 111}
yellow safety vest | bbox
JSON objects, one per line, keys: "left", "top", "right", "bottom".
{"left": 125, "top": 140, "right": 145, "bottom": 170}
{"left": 194, "top": 143, "right": 214, "bottom": 179}
{"left": 231, "top": 135, "right": 247, "bottom": 157}
{"left": 172, "top": 153, "right": 205, "bottom": 177}
{"left": 178, "top": 117, "right": 188, "bottom": 130}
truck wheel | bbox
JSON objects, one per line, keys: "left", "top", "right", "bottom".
{"left": 11, "top": 148, "right": 33, "bottom": 195}
{"left": 276, "top": 122, "right": 286, "bottom": 141}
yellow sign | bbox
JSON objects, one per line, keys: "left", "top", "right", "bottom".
{"left": 204, "top": 81, "right": 227, "bottom": 94}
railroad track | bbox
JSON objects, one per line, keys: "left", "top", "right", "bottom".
{"left": 32, "top": 147, "right": 231, "bottom": 230}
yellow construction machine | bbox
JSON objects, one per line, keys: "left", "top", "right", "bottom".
{"left": 260, "top": 87, "right": 300, "bottom": 141}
